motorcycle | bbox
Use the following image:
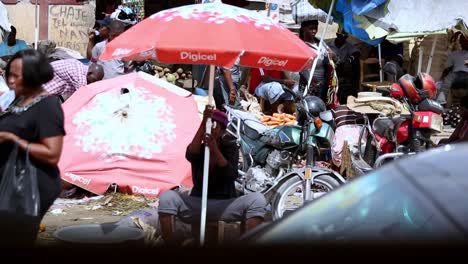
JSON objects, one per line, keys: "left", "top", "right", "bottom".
{"left": 225, "top": 93, "right": 346, "bottom": 220}
{"left": 352, "top": 73, "right": 444, "bottom": 175}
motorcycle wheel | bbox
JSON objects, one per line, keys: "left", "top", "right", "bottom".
{"left": 271, "top": 175, "right": 341, "bottom": 220}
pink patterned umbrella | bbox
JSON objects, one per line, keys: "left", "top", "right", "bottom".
{"left": 59, "top": 72, "right": 198, "bottom": 197}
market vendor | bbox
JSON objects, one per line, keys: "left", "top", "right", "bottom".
{"left": 442, "top": 33, "right": 468, "bottom": 107}
{"left": 245, "top": 67, "right": 297, "bottom": 115}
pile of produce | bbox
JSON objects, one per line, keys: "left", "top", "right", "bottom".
{"left": 153, "top": 66, "right": 192, "bottom": 87}
{"left": 261, "top": 113, "right": 297, "bottom": 127}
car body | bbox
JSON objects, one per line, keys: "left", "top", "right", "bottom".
{"left": 243, "top": 143, "right": 468, "bottom": 244}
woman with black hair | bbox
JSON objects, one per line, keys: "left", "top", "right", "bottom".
{"left": 0, "top": 49, "right": 65, "bottom": 246}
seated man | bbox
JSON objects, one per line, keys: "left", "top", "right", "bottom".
{"left": 158, "top": 106, "right": 267, "bottom": 245}
{"left": 439, "top": 95, "right": 468, "bottom": 144}
{"left": 0, "top": 26, "right": 29, "bottom": 60}
{"left": 43, "top": 59, "right": 104, "bottom": 101}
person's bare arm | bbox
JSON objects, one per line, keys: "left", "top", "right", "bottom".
{"left": 187, "top": 105, "right": 213, "bottom": 155}
{"left": 86, "top": 32, "right": 96, "bottom": 60}
{"left": 222, "top": 68, "right": 237, "bottom": 104}
{"left": 0, "top": 133, "right": 63, "bottom": 166}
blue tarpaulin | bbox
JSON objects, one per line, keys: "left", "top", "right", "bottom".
{"left": 335, "top": 0, "right": 384, "bottom": 45}
{"left": 350, "top": 0, "right": 387, "bottom": 16}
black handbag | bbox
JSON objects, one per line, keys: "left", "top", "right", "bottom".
{"left": 0, "top": 144, "right": 40, "bottom": 216}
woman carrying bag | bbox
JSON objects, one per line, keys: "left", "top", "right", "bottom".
{"left": 0, "top": 49, "right": 65, "bottom": 246}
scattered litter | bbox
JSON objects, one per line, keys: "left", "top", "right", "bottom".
{"left": 51, "top": 208, "right": 66, "bottom": 215}
{"left": 79, "top": 217, "right": 94, "bottom": 220}
{"left": 103, "top": 196, "right": 113, "bottom": 205}
{"left": 53, "top": 195, "right": 104, "bottom": 206}
{"left": 91, "top": 205, "right": 102, "bottom": 211}
{"left": 147, "top": 201, "right": 159, "bottom": 208}
{"left": 134, "top": 196, "right": 145, "bottom": 203}
{"left": 117, "top": 208, "right": 159, "bottom": 229}
{"left": 112, "top": 211, "right": 123, "bottom": 216}
{"left": 96, "top": 193, "right": 159, "bottom": 215}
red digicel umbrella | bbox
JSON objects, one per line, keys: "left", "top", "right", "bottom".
{"left": 59, "top": 72, "right": 198, "bottom": 198}
{"left": 99, "top": 1, "right": 316, "bottom": 72}
{"left": 99, "top": 1, "right": 317, "bottom": 245}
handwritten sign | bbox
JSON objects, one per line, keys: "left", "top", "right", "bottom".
{"left": 48, "top": 4, "right": 95, "bottom": 56}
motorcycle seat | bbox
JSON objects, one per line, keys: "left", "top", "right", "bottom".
{"left": 373, "top": 117, "right": 394, "bottom": 139}
{"left": 243, "top": 119, "right": 269, "bottom": 140}
{"left": 226, "top": 106, "right": 269, "bottom": 139}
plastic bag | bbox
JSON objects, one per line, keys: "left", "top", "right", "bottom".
{"left": 0, "top": 144, "right": 40, "bottom": 216}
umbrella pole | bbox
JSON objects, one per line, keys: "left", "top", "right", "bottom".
{"left": 304, "top": 0, "right": 335, "bottom": 97}
{"left": 426, "top": 35, "right": 438, "bottom": 74}
{"left": 378, "top": 44, "right": 383, "bottom": 82}
{"left": 200, "top": 64, "right": 215, "bottom": 246}
{"left": 34, "top": 0, "right": 39, "bottom": 50}
{"left": 417, "top": 46, "right": 424, "bottom": 74}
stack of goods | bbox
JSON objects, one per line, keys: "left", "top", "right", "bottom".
{"left": 442, "top": 105, "right": 461, "bottom": 128}
{"left": 153, "top": 66, "right": 193, "bottom": 88}
{"left": 260, "top": 113, "right": 296, "bottom": 127}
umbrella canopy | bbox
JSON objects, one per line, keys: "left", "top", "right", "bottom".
{"left": 59, "top": 72, "right": 199, "bottom": 198}
{"left": 310, "top": 0, "right": 467, "bottom": 43}
{"left": 309, "top": 0, "right": 385, "bottom": 45}
{"left": 100, "top": 1, "right": 316, "bottom": 72}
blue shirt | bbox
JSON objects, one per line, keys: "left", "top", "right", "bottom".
{"left": 0, "top": 40, "right": 29, "bottom": 57}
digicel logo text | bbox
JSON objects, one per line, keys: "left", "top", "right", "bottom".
{"left": 132, "top": 186, "right": 160, "bottom": 196}
{"left": 180, "top": 52, "right": 217, "bottom": 62}
{"left": 258, "top": 57, "right": 288, "bottom": 67}
{"left": 65, "top": 173, "right": 91, "bottom": 186}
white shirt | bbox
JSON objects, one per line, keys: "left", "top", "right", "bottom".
{"left": 91, "top": 40, "right": 125, "bottom": 80}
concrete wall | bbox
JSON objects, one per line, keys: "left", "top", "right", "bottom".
{"left": 4, "top": 1, "right": 36, "bottom": 46}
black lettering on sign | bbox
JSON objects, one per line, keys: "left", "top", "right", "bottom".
{"left": 49, "top": 5, "right": 93, "bottom": 55}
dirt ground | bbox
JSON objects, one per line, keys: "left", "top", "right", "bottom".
{"left": 35, "top": 192, "right": 245, "bottom": 246}
{"left": 36, "top": 193, "right": 158, "bottom": 246}
{"left": 37, "top": 206, "right": 123, "bottom": 246}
